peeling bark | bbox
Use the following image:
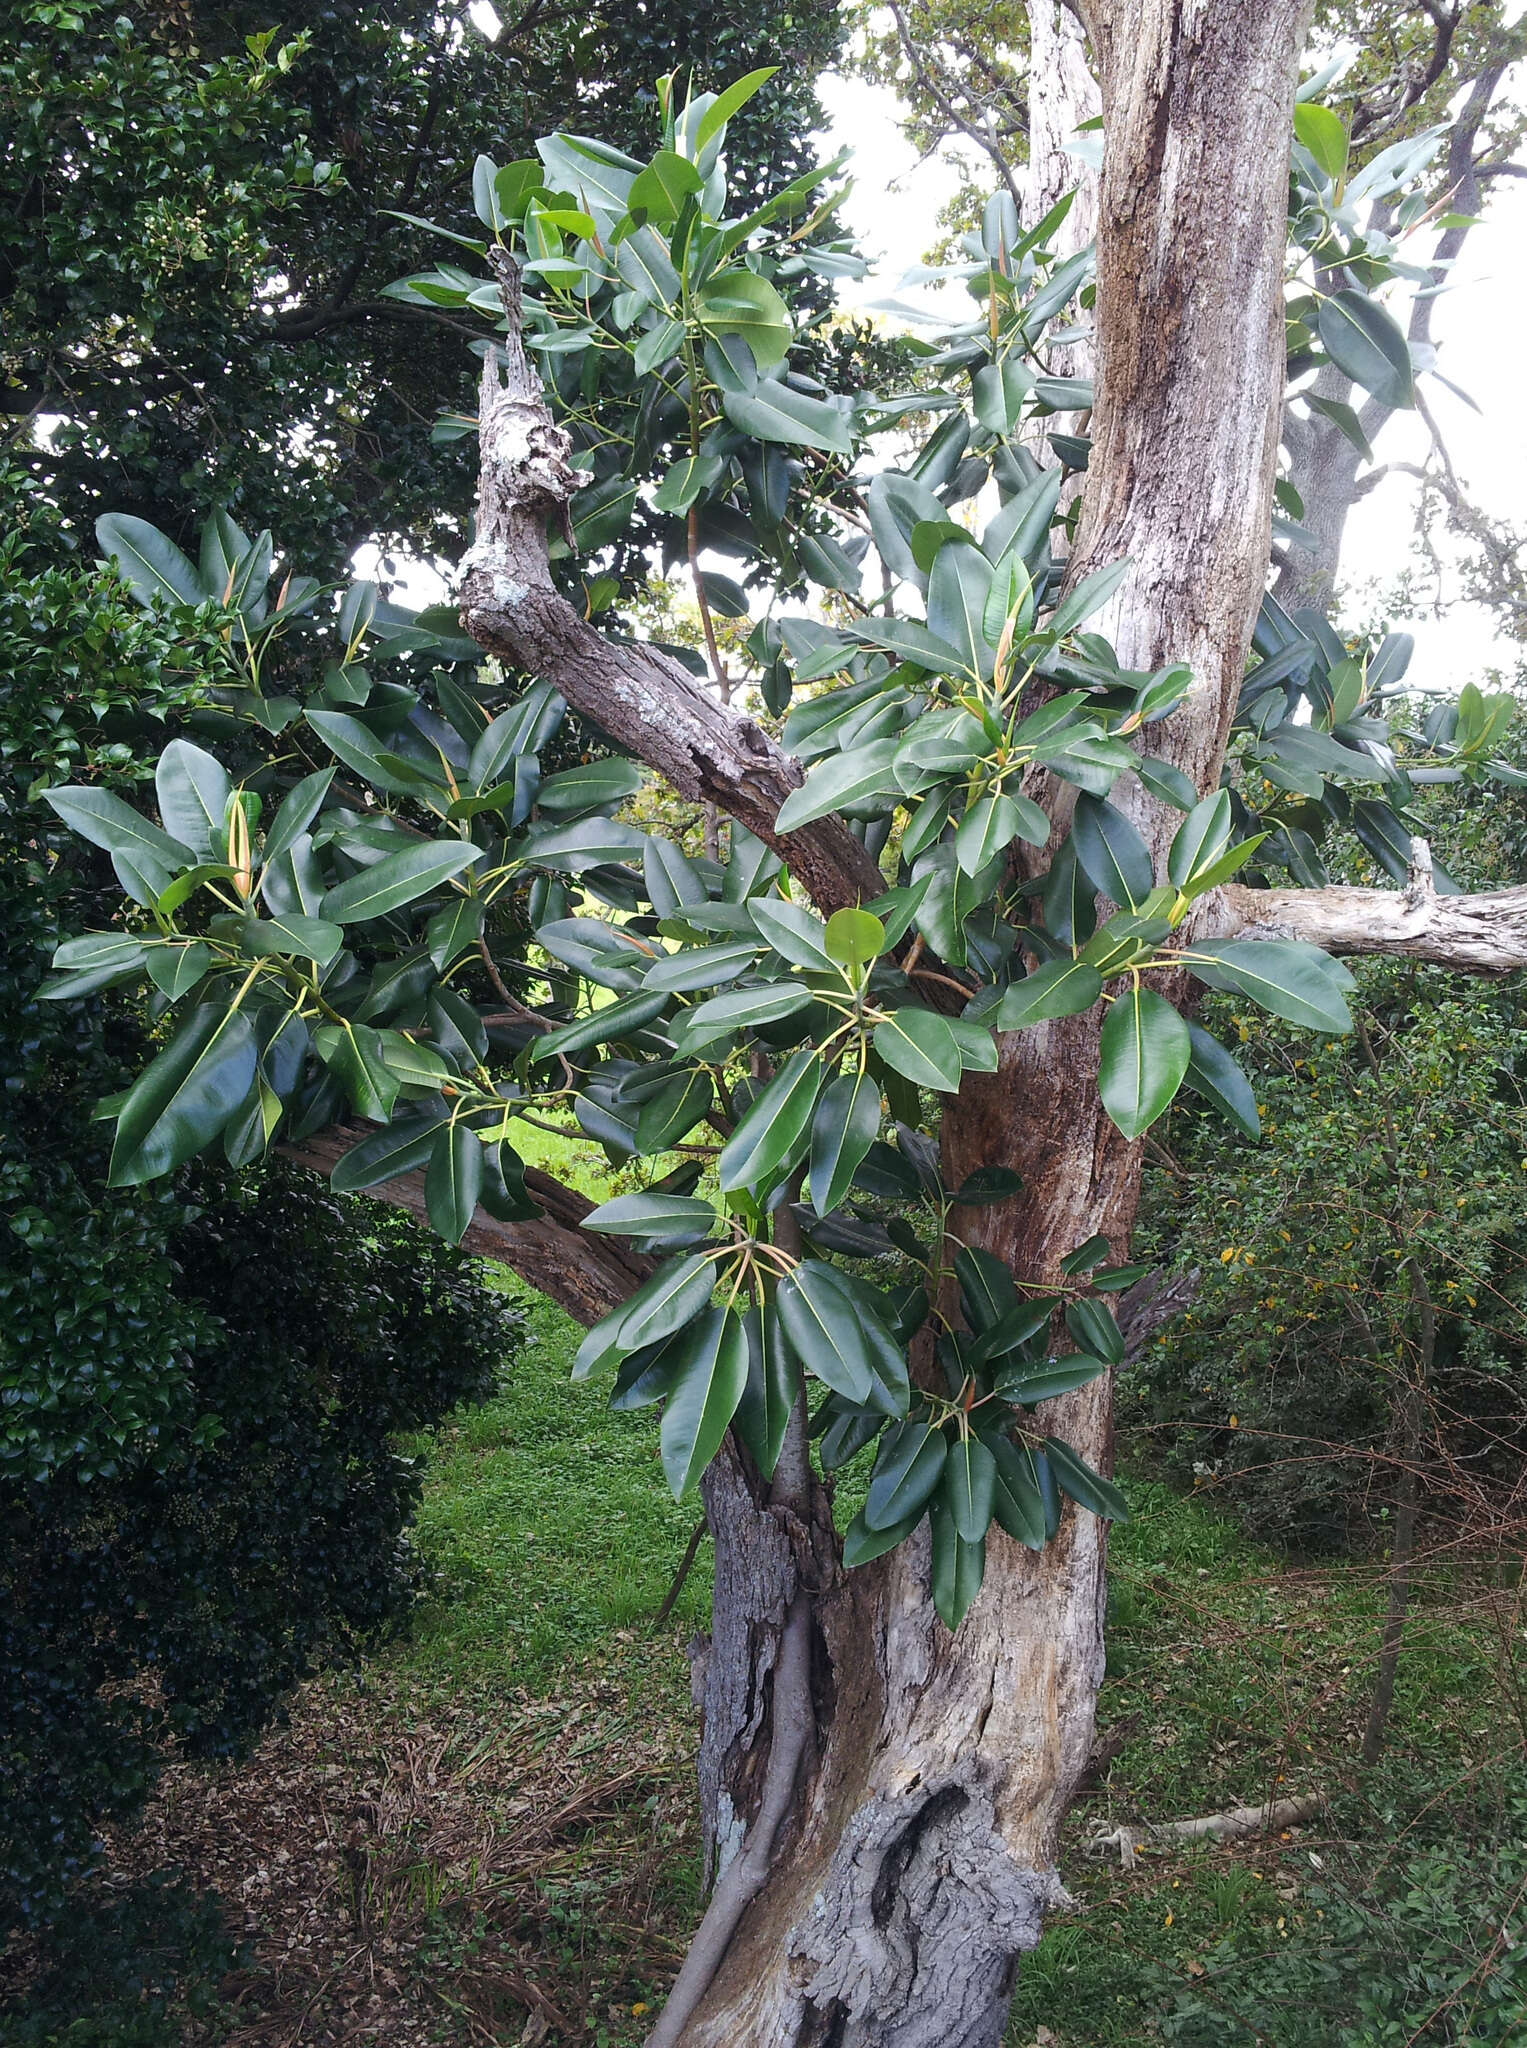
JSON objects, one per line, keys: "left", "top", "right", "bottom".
{"left": 456, "top": 255, "right": 881, "bottom": 919}
{"left": 1210, "top": 838, "right": 1527, "bottom": 974}
{"left": 660, "top": 6, "right": 1313, "bottom": 2042}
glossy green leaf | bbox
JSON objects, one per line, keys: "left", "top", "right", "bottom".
{"left": 1000, "top": 1355, "right": 1109, "bottom": 1405}
{"left": 774, "top": 739, "right": 900, "bottom": 834}
{"left": 144, "top": 942, "right": 212, "bottom": 999}
{"left": 809, "top": 1069, "right": 882, "bottom": 1216}
{"left": 155, "top": 741, "right": 230, "bottom": 859}
{"left": 1044, "top": 1436, "right": 1129, "bottom": 1521}
{"left": 927, "top": 535, "right": 995, "bottom": 680}
{"left": 643, "top": 939, "right": 761, "bottom": 993}
{"left": 995, "top": 958, "right": 1102, "bottom": 1029}
{"left": 43, "top": 786, "right": 194, "bottom": 872}
{"left": 1294, "top": 101, "right": 1349, "bottom": 184}
{"left": 238, "top": 912, "right": 344, "bottom": 967}
{"left": 658, "top": 1307, "right": 749, "bottom": 1499}
{"left": 585, "top": 1196, "right": 716, "bottom": 1236}
{"left": 972, "top": 355, "right": 1033, "bottom": 438}
{"left": 1071, "top": 796, "right": 1153, "bottom": 910}
{"left": 1048, "top": 556, "right": 1131, "bottom": 637}
{"left": 305, "top": 709, "right": 425, "bottom": 798}
{"left": 96, "top": 513, "right": 209, "bottom": 608}
{"left": 109, "top": 1006, "right": 257, "bottom": 1186}
{"left": 519, "top": 816, "right": 648, "bottom": 870}
{"left": 735, "top": 1302, "right": 797, "bottom": 1480}
{"left": 775, "top": 1260, "right": 878, "bottom": 1405}
{"left": 928, "top": 1495, "right": 986, "bottom": 1630}
{"left": 694, "top": 66, "right": 778, "bottom": 150}
{"left": 573, "top": 1253, "right": 716, "bottom": 1380}
{"left": 865, "top": 1419, "right": 947, "bottom": 1531}
{"left": 967, "top": 1298, "right": 1053, "bottom": 1367}
{"left": 425, "top": 1121, "right": 483, "bottom": 1244}
{"left": 749, "top": 896, "right": 832, "bottom": 969}
{"left": 943, "top": 1433, "right": 997, "bottom": 1543}
{"left": 824, "top": 907, "right": 886, "bottom": 973}
{"left": 722, "top": 381, "right": 853, "bottom": 456}
{"left": 1317, "top": 289, "right": 1413, "bottom": 409}
{"left": 314, "top": 1020, "right": 401, "bottom": 1121}
{"left": 676, "top": 980, "right": 813, "bottom": 1051}
{"left": 534, "top": 988, "right": 673, "bottom": 1061}
{"left": 537, "top": 760, "right": 645, "bottom": 814}
{"left": 426, "top": 896, "right": 486, "bottom": 971}
{"left": 1187, "top": 939, "right": 1355, "bottom": 1033}
{"left": 950, "top": 1164, "right": 1024, "bottom": 1208}
{"left": 955, "top": 794, "right": 1021, "bottom": 877}
{"left": 988, "top": 1436, "right": 1047, "bottom": 1547}
{"left": 1183, "top": 1023, "right": 1261, "bottom": 1139}
{"left": 634, "top": 1068, "right": 713, "bottom": 1152}
{"left": 718, "top": 1049, "right": 821, "bottom": 1192}
{"left": 842, "top": 1504, "right": 924, "bottom": 1567}
{"left": 627, "top": 147, "right": 702, "bottom": 222}
{"left": 1098, "top": 984, "right": 1191, "bottom": 1139}
{"left": 323, "top": 842, "right": 478, "bottom": 923}
{"left": 263, "top": 769, "right": 336, "bottom": 867}
{"left": 1167, "top": 789, "right": 1234, "bottom": 890}
{"left": 874, "top": 1007, "right": 962, "bottom": 1094}
{"left": 954, "top": 1243, "right": 1017, "bottom": 1334}
{"left": 329, "top": 1106, "right": 452, "bottom": 1192}
{"left": 697, "top": 270, "right": 792, "bottom": 367}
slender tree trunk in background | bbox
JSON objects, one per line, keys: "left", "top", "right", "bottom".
{"left": 1273, "top": 66, "right": 1501, "bottom": 620}
{"left": 660, "top": 6, "right": 1311, "bottom": 2042}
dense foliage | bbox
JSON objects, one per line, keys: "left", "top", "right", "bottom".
{"left": 1135, "top": 963, "right": 1527, "bottom": 1549}
{"left": 41, "top": 79, "right": 1524, "bottom": 1656}
{"left": 0, "top": 470, "right": 519, "bottom": 1938}
{"left": 2, "top": 0, "right": 843, "bottom": 576}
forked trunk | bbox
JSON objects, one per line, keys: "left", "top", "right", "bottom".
{"left": 663, "top": 3, "right": 1309, "bottom": 2039}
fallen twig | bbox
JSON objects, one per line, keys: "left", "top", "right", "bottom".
{"left": 1086, "top": 1793, "right": 1326, "bottom": 1870}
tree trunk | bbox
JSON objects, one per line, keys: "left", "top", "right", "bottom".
{"left": 660, "top": 4, "right": 1310, "bottom": 2041}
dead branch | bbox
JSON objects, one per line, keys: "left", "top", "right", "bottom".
{"left": 456, "top": 253, "right": 882, "bottom": 917}
{"left": 1086, "top": 1794, "right": 1326, "bottom": 1869}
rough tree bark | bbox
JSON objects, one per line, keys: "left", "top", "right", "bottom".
{"left": 653, "top": 6, "right": 1315, "bottom": 2045}
{"left": 274, "top": 11, "right": 1527, "bottom": 2041}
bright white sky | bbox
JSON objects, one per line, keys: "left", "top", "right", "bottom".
{"left": 815, "top": 61, "right": 1527, "bottom": 691}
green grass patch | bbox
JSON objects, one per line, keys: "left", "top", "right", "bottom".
{"left": 393, "top": 1285, "right": 713, "bottom": 1697}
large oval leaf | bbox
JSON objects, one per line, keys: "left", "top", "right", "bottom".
{"left": 659, "top": 1306, "right": 750, "bottom": 1499}
{"left": 96, "top": 513, "right": 210, "bottom": 608}
{"left": 109, "top": 1006, "right": 258, "bottom": 1186}
{"left": 1098, "top": 985, "right": 1191, "bottom": 1140}
{"left": 696, "top": 270, "right": 792, "bottom": 368}
{"left": 323, "top": 841, "right": 480, "bottom": 923}
{"left": 874, "top": 1007, "right": 964, "bottom": 1094}
{"left": 809, "top": 1069, "right": 882, "bottom": 1216}
{"left": 1317, "top": 289, "right": 1413, "bottom": 410}
{"left": 1186, "top": 939, "right": 1355, "bottom": 1033}
{"left": 775, "top": 1261, "right": 878, "bottom": 1405}
{"left": 865, "top": 1419, "right": 948, "bottom": 1531}
{"left": 718, "top": 1049, "right": 822, "bottom": 1194}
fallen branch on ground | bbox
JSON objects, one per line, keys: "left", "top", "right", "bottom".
{"left": 1086, "top": 1794, "right": 1326, "bottom": 1870}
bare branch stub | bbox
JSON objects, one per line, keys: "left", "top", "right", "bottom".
{"left": 1210, "top": 871, "right": 1527, "bottom": 975}
{"left": 456, "top": 256, "right": 883, "bottom": 917}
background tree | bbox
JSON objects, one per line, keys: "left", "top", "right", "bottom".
{"left": 2, "top": 0, "right": 843, "bottom": 577}
{"left": 0, "top": 465, "right": 520, "bottom": 1987}
{"left": 35, "top": 21, "right": 1527, "bottom": 2048}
